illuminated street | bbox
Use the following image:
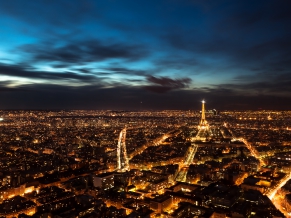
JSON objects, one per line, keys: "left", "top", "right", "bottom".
{"left": 238, "top": 137, "right": 266, "bottom": 167}
{"left": 266, "top": 173, "right": 291, "bottom": 217}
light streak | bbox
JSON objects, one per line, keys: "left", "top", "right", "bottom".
{"left": 237, "top": 137, "right": 266, "bottom": 166}
{"left": 267, "top": 173, "right": 291, "bottom": 200}
{"left": 128, "top": 130, "right": 176, "bottom": 160}
{"left": 175, "top": 143, "right": 198, "bottom": 182}
{"left": 116, "top": 128, "right": 129, "bottom": 171}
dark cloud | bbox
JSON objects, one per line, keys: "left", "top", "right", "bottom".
{"left": 143, "top": 86, "right": 174, "bottom": 93}
{"left": 126, "top": 79, "right": 144, "bottom": 83}
{"left": 1, "top": 83, "right": 291, "bottom": 110}
{"left": 144, "top": 76, "right": 192, "bottom": 93}
{"left": 51, "top": 63, "right": 71, "bottom": 69}
{"left": 154, "top": 56, "right": 199, "bottom": 71}
{"left": 18, "top": 39, "right": 149, "bottom": 65}
{"left": 0, "top": 63, "right": 98, "bottom": 83}
{"left": 147, "top": 76, "right": 191, "bottom": 87}
{"left": 229, "top": 71, "right": 291, "bottom": 96}
{"left": 0, "top": 0, "right": 99, "bottom": 28}
{"left": 76, "top": 68, "right": 91, "bottom": 74}
{"left": 102, "top": 67, "right": 147, "bottom": 76}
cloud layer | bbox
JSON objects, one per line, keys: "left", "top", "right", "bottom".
{"left": 0, "top": 0, "right": 290, "bottom": 110}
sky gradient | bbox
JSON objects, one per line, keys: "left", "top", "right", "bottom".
{"left": 0, "top": 0, "right": 291, "bottom": 110}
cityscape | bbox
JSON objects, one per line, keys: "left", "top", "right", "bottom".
{"left": 1, "top": 0, "right": 291, "bottom": 217}
{"left": 0, "top": 101, "right": 291, "bottom": 217}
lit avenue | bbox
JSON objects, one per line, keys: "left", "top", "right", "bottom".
{"left": 1, "top": 102, "right": 291, "bottom": 217}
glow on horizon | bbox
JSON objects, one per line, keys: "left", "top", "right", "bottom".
{"left": 0, "top": 76, "right": 36, "bottom": 87}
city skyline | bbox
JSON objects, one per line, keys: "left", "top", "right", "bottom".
{"left": 0, "top": 109, "right": 290, "bottom": 217}
{"left": 0, "top": 0, "right": 291, "bottom": 110}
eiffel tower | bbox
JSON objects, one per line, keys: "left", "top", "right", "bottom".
{"left": 195, "top": 100, "right": 212, "bottom": 142}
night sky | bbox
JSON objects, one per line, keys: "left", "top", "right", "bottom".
{"left": 0, "top": 0, "right": 291, "bottom": 110}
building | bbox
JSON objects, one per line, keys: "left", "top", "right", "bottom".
{"left": 150, "top": 195, "right": 172, "bottom": 213}
{"left": 93, "top": 172, "right": 114, "bottom": 190}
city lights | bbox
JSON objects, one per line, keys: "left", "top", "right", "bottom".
{"left": 0, "top": 108, "right": 290, "bottom": 217}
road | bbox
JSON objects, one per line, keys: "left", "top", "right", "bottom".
{"left": 128, "top": 129, "right": 181, "bottom": 160}
{"left": 227, "top": 126, "right": 290, "bottom": 217}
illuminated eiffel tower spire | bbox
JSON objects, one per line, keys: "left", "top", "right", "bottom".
{"left": 196, "top": 100, "right": 211, "bottom": 141}
{"left": 199, "top": 100, "right": 208, "bottom": 127}
{"left": 200, "top": 100, "right": 207, "bottom": 126}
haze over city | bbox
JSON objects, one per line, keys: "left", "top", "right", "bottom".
{"left": 0, "top": 0, "right": 291, "bottom": 110}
